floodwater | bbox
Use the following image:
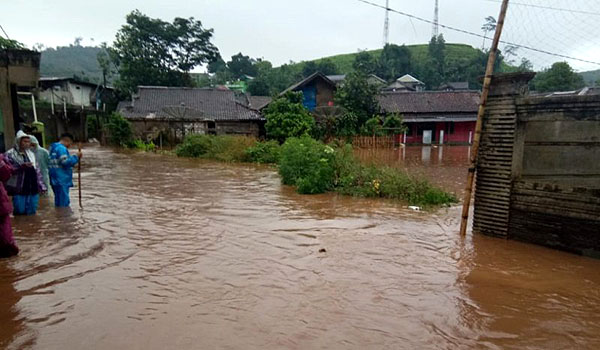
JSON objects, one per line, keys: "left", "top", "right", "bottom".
{"left": 2, "top": 145, "right": 599, "bottom": 349}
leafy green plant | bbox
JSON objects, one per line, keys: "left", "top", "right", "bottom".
{"left": 244, "top": 140, "right": 281, "bottom": 164}
{"left": 132, "top": 139, "right": 156, "bottom": 152}
{"left": 107, "top": 112, "right": 133, "bottom": 147}
{"left": 360, "top": 116, "right": 384, "bottom": 136}
{"left": 264, "top": 91, "right": 315, "bottom": 143}
{"left": 175, "top": 134, "right": 256, "bottom": 162}
{"left": 382, "top": 114, "right": 407, "bottom": 135}
{"left": 278, "top": 136, "right": 335, "bottom": 194}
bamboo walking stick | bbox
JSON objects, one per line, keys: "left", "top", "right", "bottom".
{"left": 459, "top": 0, "right": 510, "bottom": 237}
{"left": 78, "top": 143, "right": 82, "bottom": 208}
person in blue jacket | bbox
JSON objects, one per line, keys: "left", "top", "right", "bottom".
{"left": 49, "top": 133, "right": 82, "bottom": 207}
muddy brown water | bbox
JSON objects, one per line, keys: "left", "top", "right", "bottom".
{"left": 2, "top": 145, "right": 599, "bottom": 349}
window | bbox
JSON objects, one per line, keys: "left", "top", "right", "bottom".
{"left": 445, "top": 122, "right": 455, "bottom": 135}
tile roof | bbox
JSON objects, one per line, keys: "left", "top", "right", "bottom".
{"left": 118, "top": 86, "right": 263, "bottom": 121}
{"left": 248, "top": 96, "right": 272, "bottom": 110}
{"left": 282, "top": 72, "right": 336, "bottom": 94}
{"left": 397, "top": 74, "right": 424, "bottom": 85}
{"left": 378, "top": 91, "right": 481, "bottom": 115}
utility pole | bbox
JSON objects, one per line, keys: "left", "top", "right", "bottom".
{"left": 432, "top": 0, "right": 439, "bottom": 37}
{"left": 383, "top": 0, "right": 390, "bottom": 46}
{"left": 459, "top": 0, "right": 511, "bottom": 237}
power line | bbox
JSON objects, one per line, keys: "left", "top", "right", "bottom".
{"left": 483, "top": 0, "right": 600, "bottom": 17}
{"left": 0, "top": 24, "right": 10, "bottom": 40}
{"left": 355, "top": 0, "right": 600, "bottom": 66}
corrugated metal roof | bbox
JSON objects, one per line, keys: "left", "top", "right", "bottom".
{"left": 118, "top": 86, "right": 263, "bottom": 121}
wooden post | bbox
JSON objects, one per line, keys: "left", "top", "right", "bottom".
{"left": 459, "top": 0, "right": 510, "bottom": 237}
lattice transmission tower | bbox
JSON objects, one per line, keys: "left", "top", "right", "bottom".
{"left": 432, "top": 0, "right": 439, "bottom": 37}
{"left": 383, "top": 0, "right": 390, "bottom": 46}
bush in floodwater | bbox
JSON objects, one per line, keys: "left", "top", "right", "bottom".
{"left": 175, "top": 134, "right": 257, "bottom": 162}
{"left": 330, "top": 143, "right": 458, "bottom": 206}
{"left": 175, "top": 134, "right": 213, "bottom": 158}
{"left": 107, "top": 112, "right": 134, "bottom": 147}
{"left": 243, "top": 140, "right": 281, "bottom": 164}
{"left": 278, "top": 136, "right": 335, "bottom": 194}
{"left": 132, "top": 139, "right": 156, "bottom": 152}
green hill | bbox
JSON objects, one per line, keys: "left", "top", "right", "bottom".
{"left": 303, "top": 43, "right": 482, "bottom": 74}
{"left": 40, "top": 45, "right": 104, "bottom": 82}
{"left": 580, "top": 69, "right": 600, "bottom": 86}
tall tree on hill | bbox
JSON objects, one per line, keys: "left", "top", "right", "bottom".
{"left": 227, "top": 53, "right": 257, "bottom": 80}
{"left": 334, "top": 71, "right": 380, "bottom": 127}
{"left": 110, "top": 10, "right": 219, "bottom": 93}
{"left": 531, "top": 62, "right": 585, "bottom": 92}
{"left": 376, "top": 44, "right": 412, "bottom": 81}
{"left": 353, "top": 51, "right": 377, "bottom": 75}
{"left": 248, "top": 59, "right": 274, "bottom": 95}
{"left": 301, "top": 59, "right": 338, "bottom": 78}
{"left": 421, "top": 35, "right": 446, "bottom": 88}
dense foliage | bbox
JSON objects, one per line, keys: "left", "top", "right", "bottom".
{"left": 244, "top": 140, "right": 281, "bottom": 164}
{"left": 264, "top": 92, "right": 315, "bottom": 143}
{"left": 107, "top": 113, "right": 134, "bottom": 147}
{"left": 278, "top": 136, "right": 335, "bottom": 194}
{"left": 0, "top": 37, "right": 26, "bottom": 49}
{"left": 175, "top": 134, "right": 256, "bottom": 162}
{"left": 109, "top": 10, "right": 219, "bottom": 93}
{"left": 531, "top": 62, "right": 585, "bottom": 92}
{"left": 334, "top": 71, "right": 380, "bottom": 126}
{"left": 173, "top": 134, "right": 456, "bottom": 206}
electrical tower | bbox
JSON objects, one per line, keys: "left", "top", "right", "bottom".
{"left": 432, "top": 0, "right": 439, "bottom": 37}
{"left": 383, "top": 0, "right": 390, "bottom": 46}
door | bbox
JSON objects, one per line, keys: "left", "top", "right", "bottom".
{"left": 423, "top": 130, "right": 432, "bottom": 144}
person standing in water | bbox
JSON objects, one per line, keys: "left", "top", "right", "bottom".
{"left": 0, "top": 152, "right": 18, "bottom": 257}
{"left": 49, "top": 133, "right": 81, "bottom": 207}
{"left": 5, "top": 131, "right": 47, "bottom": 215}
{"left": 30, "top": 136, "right": 50, "bottom": 194}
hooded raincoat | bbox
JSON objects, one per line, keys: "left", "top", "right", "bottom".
{"left": 49, "top": 141, "right": 79, "bottom": 207}
{"left": 30, "top": 136, "right": 50, "bottom": 192}
{"left": 5, "top": 131, "right": 46, "bottom": 215}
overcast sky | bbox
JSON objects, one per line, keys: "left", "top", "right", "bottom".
{"left": 2, "top": 0, "right": 599, "bottom": 72}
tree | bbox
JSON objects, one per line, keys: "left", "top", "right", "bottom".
{"left": 227, "top": 53, "right": 257, "bottom": 79}
{"left": 353, "top": 51, "right": 377, "bottom": 75}
{"left": 334, "top": 71, "right": 380, "bottom": 126}
{"left": 301, "top": 59, "right": 338, "bottom": 78}
{"left": 97, "top": 42, "right": 117, "bottom": 87}
{"left": 532, "top": 62, "right": 585, "bottom": 92}
{"left": 265, "top": 91, "right": 315, "bottom": 143}
{"left": 110, "top": 10, "right": 219, "bottom": 93}
{"left": 423, "top": 35, "right": 447, "bottom": 89}
{"left": 207, "top": 56, "right": 227, "bottom": 74}
{"left": 481, "top": 16, "right": 497, "bottom": 50}
{"left": 382, "top": 114, "right": 407, "bottom": 135}
{"left": 0, "top": 37, "right": 25, "bottom": 49}
{"left": 377, "top": 44, "right": 412, "bottom": 81}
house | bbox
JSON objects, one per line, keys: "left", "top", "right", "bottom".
{"left": 382, "top": 74, "right": 426, "bottom": 92}
{"left": 247, "top": 95, "right": 272, "bottom": 111}
{"left": 117, "top": 86, "right": 265, "bottom": 142}
{"left": 0, "top": 49, "right": 41, "bottom": 151}
{"left": 281, "top": 72, "right": 336, "bottom": 111}
{"left": 326, "top": 74, "right": 387, "bottom": 88}
{"left": 378, "top": 90, "right": 480, "bottom": 144}
{"left": 38, "top": 77, "right": 113, "bottom": 110}
{"left": 438, "top": 82, "right": 470, "bottom": 91}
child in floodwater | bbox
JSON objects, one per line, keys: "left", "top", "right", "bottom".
{"left": 49, "top": 133, "right": 81, "bottom": 207}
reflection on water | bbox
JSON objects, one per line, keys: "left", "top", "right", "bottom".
{"left": 0, "top": 145, "right": 597, "bottom": 349}
{"left": 355, "top": 146, "right": 471, "bottom": 195}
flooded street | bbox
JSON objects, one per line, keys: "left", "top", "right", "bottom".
{"left": 2, "top": 145, "right": 599, "bottom": 349}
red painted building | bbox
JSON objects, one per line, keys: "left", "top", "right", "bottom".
{"left": 378, "top": 91, "right": 480, "bottom": 144}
